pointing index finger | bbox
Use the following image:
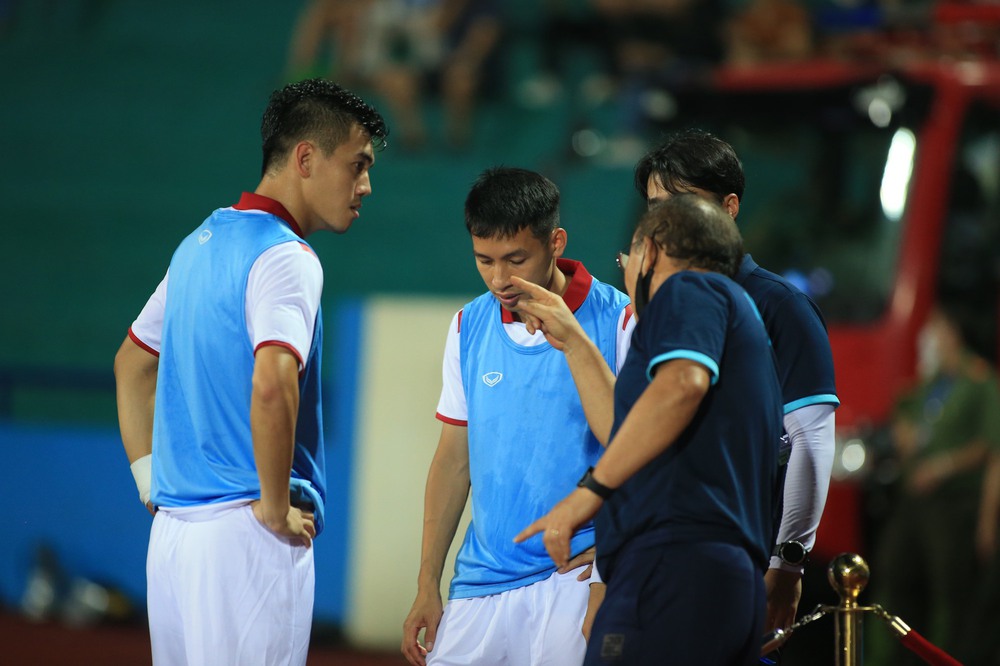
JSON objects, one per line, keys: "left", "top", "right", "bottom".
{"left": 513, "top": 519, "right": 545, "bottom": 544}
{"left": 511, "top": 276, "right": 553, "bottom": 301}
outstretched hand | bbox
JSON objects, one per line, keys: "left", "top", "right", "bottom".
{"left": 514, "top": 488, "right": 604, "bottom": 569}
{"left": 511, "top": 276, "right": 586, "bottom": 351}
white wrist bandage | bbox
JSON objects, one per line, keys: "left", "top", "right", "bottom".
{"left": 130, "top": 454, "right": 152, "bottom": 506}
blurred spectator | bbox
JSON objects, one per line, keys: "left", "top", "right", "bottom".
{"left": 359, "top": 0, "right": 502, "bottom": 150}
{"left": 601, "top": 0, "right": 729, "bottom": 164}
{"left": 931, "top": 3, "right": 1000, "bottom": 62}
{"left": 870, "top": 303, "right": 1000, "bottom": 665}
{"left": 436, "top": 0, "right": 503, "bottom": 147}
{"left": 811, "top": 0, "right": 888, "bottom": 61}
{"left": 519, "top": 0, "right": 728, "bottom": 115}
{"left": 285, "top": 0, "right": 369, "bottom": 85}
{"left": 519, "top": 0, "right": 735, "bottom": 165}
{"left": 807, "top": 0, "right": 1000, "bottom": 64}
{"left": 516, "top": 0, "right": 618, "bottom": 108}
{"left": 724, "top": 0, "right": 814, "bottom": 66}
{"left": 601, "top": 0, "right": 727, "bottom": 74}
{"left": 964, "top": 450, "right": 1000, "bottom": 665}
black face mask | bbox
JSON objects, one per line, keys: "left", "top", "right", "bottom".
{"left": 633, "top": 267, "right": 654, "bottom": 318}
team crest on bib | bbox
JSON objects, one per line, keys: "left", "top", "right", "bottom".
{"left": 482, "top": 372, "right": 503, "bottom": 387}
{"left": 198, "top": 229, "right": 212, "bottom": 244}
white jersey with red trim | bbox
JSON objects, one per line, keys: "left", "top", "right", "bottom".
{"left": 130, "top": 238, "right": 322, "bottom": 368}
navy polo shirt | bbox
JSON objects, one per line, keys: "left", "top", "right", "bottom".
{"left": 595, "top": 271, "right": 783, "bottom": 576}
{"left": 736, "top": 254, "right": 839, "bottom": 413}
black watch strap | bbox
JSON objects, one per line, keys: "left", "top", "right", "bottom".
{"left": 577, "top": 466, "right": 615, "bottom": 500}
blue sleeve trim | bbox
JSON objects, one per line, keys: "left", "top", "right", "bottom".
{"left": 783, "top": 394, "right": 840, "bottom": 414}
{"left": 647, "top": 350, "right": 719, "bottom": 385}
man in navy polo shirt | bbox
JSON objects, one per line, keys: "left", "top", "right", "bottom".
{"left": 635, "top": 130, "right": 839, "bottom": 631}
{"left": 517, "top": 194, "right": 783, "bottom": 665}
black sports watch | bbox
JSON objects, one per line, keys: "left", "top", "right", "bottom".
{"left": 773, "top": 540, "right": 809, "bottom": 567}
{"left": 577, "top": 466, "right": 615, "bottom": 500}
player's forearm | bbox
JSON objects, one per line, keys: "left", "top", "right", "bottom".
{"left": 417, "top": 471, "right": 469, "bottom": 590}
{"left": 594, "top": 362, "right": 707, "bottom": 489}
{"left": 773, "top": 406, "right": 835, "bottom": 556}
{"left": 251, "top": 351, "right": 301, "bottom": 524}
{"left": 417, "top": 437, "right": 470, "bottom": 591}
{"left": 114, "top": 337, "right": 158, "bottom": 463}
{"left": 563, "top": 336, "right": 616, "bottom": 446}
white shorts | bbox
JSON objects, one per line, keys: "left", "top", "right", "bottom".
{"left": 428, "top": 567, "right": 590, "bottom": 666}
{"left": 147, "top": 500, "right": 315, "bottom": 666}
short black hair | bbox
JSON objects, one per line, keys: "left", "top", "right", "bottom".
{"left": 260, "top": 78, "right": 388, "bottom": 176}
{"left": 465, "top": 167, "right": 560, "bottom": 241}
{"left": 636, "top": 193, "right": 743, "bottom": 278}
{"left": 634, "top": 129, "right": 745, "bottom": 203}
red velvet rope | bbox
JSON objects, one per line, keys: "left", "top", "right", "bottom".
{"left": 898, "top": 629, "right": 964, "bottom": 666}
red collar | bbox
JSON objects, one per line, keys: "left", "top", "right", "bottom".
{"left": 500, "top": 258, "right": 593, "bottom": 323}
{"left": 233, "top": 192, "right": 304, "bottom": 238}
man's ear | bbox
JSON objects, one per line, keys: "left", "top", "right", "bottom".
{"left": 639, "top": 236, "right": 658, "bottom": 275}
{"left": 550, "top": 228, "right": 568, "bottom": 258}
{"left": 549, "top": 227, "right": 568, "bottom": 258}
{"left": 293, "top": 141, "right": 315, "bottom": 178}
{"left": 722, "top": 193, "right": 740, "bottom": 220}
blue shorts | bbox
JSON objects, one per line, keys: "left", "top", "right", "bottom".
{"left": 586, "top": 539, "right": 765, "bottom": 665}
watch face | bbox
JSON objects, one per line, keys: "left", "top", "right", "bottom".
{"left": 780, "top": 541, "right": 807, "bottom": 565}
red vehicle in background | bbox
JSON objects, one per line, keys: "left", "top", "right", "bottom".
{"left": 648, "top": 14, "right": 1000, "bottom": 565}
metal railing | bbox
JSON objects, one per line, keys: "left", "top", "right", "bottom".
{"left": 762, "top": 553, "right": 963, "bottom": 666}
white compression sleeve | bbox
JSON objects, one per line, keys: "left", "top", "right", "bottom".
{"left": 771, "top": 403, "right": 836, "bottom": 572}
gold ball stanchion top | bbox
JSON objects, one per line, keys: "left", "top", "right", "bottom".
{"left": 827, "top": 553, "right": 870, "bottom": 603}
